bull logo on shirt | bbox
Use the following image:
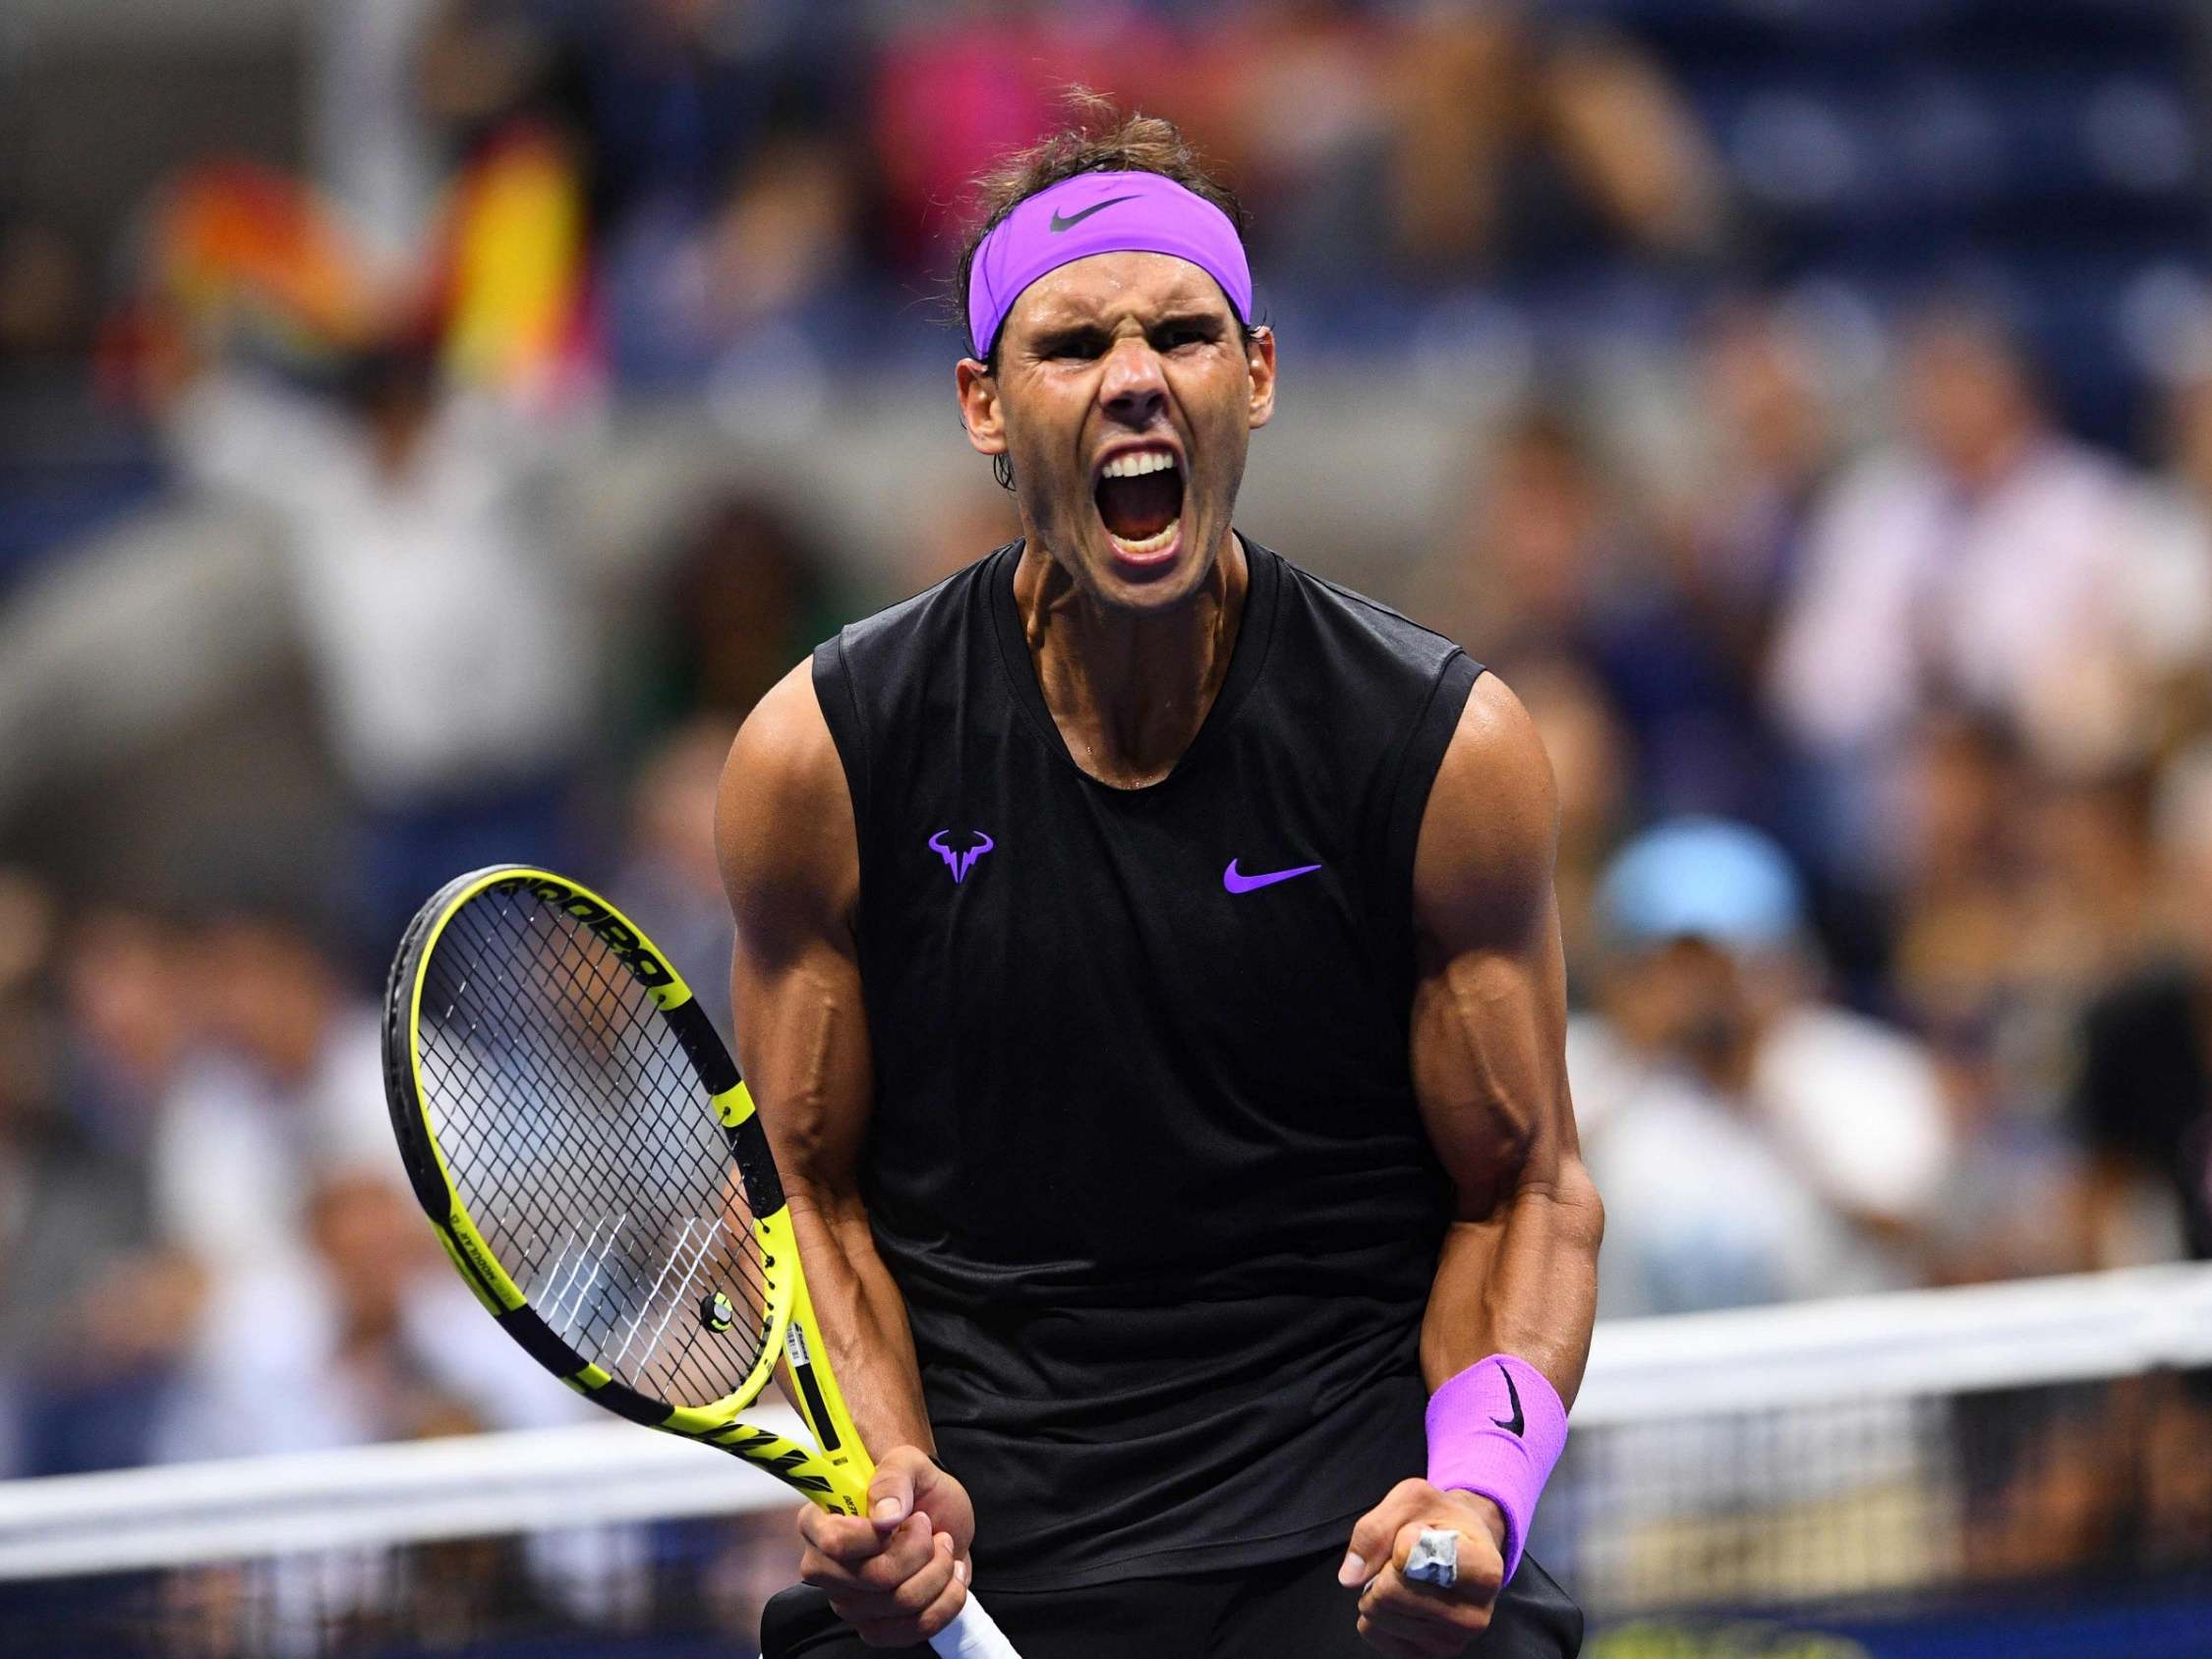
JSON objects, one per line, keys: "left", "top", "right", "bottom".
{"left": 927, "top": 830, "right": 995, "bottom": 885}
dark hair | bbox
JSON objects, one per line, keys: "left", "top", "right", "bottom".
{"left": 954, "top": 91, "right": 1251, "bottom": 368}
{"left": 953, "top": 91, "right": 1253, "bottom": 488}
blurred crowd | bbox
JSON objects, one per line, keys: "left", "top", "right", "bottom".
{"left": 1452, "top": 298, "right": 2212, "bottom": 1317}
{"left": 2, "top": 0, "right": 2212, "bottom": 1504}
{"left": 0, "top": 719, "right": 742, "bottom": 1479}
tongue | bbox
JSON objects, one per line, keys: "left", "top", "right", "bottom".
{"left": 1096, "top": 470, "right": 1182, "bottom": 542}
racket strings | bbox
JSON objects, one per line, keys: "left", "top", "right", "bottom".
{"left": 422, "top": 897, "right": 773, "bottom": 1392}
{"left": 414, "top": 888, "right": 774, "bottom": 1407}
{"left": 435, "top": 895, "right": 777, "bottom": 1343}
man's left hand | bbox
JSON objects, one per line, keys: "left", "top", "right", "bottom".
{"left": 1338, "top": 1480, "right": 1508, "bottom": 1657}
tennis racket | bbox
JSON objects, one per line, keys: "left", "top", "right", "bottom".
{"left": 382, "top": 863, "right": 1019, "bottom": 1658}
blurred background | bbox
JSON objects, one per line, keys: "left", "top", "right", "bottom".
{"left": 1, "top": 0, "right": 2210, "bottom": 1655}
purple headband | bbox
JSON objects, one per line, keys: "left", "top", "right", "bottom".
{"left": 966, "top": 171, "right": 1253, "bottom": 361}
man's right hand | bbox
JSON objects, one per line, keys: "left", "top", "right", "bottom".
{"left": 797, "top": 1445, "right": 975, "bottom": 1647}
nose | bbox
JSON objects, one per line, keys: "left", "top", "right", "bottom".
{"left": 1098, "top": 336, "right": 1168, "bottom": 427}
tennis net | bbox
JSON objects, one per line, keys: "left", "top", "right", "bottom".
{"left": 2, "top": 1264, "right": 2209, "bottom": 1657}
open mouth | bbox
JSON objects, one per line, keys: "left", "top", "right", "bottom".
{"left": 1093, "top": 450, "right": 1185, "bottom": 553}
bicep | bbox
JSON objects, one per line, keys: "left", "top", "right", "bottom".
{"left": 717, "top": 662, "right": 873, "bottom": 1205}
{"left": 1408, "top": 674, "right": 1579, "bottom": 1220}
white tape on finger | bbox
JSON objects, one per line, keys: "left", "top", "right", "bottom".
{"left": 1403, "top": 1527, "right": 1460, "bottom": 1589}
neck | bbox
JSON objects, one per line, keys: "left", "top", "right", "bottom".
{"left": 1013, "top": 529, "right": 1249, "bottom": 788}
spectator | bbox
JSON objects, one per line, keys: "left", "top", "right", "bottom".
{"left": 566, "top": 0, "right": 864, "bottom": 382}
{"left": 560, "top": 0, "right": 849, "bottom": 240}
{"left": 413, "top": 0, "right": 567, "bottom": 164}
{"left": 1864, "top": 721, "right": 2152, "bottom": 1285}
{"left": 1768, "top": 306, "right": 2140, "bottom": 880}
{"left": 148, "top": 1167, "right": 590, "bottom": 1642}
{"left": 1382, "top": 7, "right": 1725, "bottom": 282}
{"left": 55, "top": 908, "right": 198, "bottom": 1159}
{"left": 868, "top": 21, "right": 1186, "bottom": 274}
{"left": 1433, "top": 407, "right": 1620, "bottom": 676}
{"left": 174, "top": 338, "right": 594, "bottom": 951}
{"left": 1889, "top": 726, "right": 2110, "bottom": 1286}
{"left": 150, "top": 913, "right": 391, "bottom": 1279}
{"left": 642, "top": 491, "right": 841, "bottom": 728}
{"left": 1570, "top": 820, "right": 1952, "bottom": 1315}
{"left": 2115, "top": 370, "right": 2212, "bottom": 755}
{"left": 1162, "top": 0, "right": 1394, "bottom": 284}
{"left": 2068, "top": 745, "right": 2212, "bottom": 1267}
{"left": 150, "top": 1168, "right": 606, "bottom": 1636}
{"left": 1887, "top": 712, "right": 2032, "bottom": 1039}
{"left": 1678, "top": 303, "right": 1837, "bottom": 700}
{"left": 0, "top": 883, "right": 101, "bottom": 1462}
{"left": 154, "top": 1168, "right": 572, "bottom": 1461}
{"left": 1438, "top": 407, "right": 1775, "bottom": 823}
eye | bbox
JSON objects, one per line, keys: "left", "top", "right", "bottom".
{"left": 1158, "top": 324, "right": 1212, "bottom": 352}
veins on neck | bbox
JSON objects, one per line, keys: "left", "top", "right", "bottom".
{"left": 1014, "top": 533, "right": 1248, "bottom": 789}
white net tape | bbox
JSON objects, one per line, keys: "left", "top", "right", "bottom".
{"left": 1, "top": 1263, "right": 2208, "bottom": 1614}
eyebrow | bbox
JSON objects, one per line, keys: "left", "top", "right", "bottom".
{"left": 1148, "top": 311, "right": 1227, "bottom": 334}
{"left": 1027, "top": 310, "right": 1228, "bottom": 349}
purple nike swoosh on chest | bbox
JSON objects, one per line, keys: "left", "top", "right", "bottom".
{"left": 1222, "top": 859, "right": 1324, "bottom": 894}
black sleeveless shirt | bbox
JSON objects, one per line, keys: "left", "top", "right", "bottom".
{"left": 811, "top": 537, "right": 1483, "bottom": 1591}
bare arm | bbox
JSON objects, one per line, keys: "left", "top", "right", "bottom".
{"left": 719, "top": 661, "right": 975, "bottom": 1643}
{"left": 717, "top": 660, "right": 935, "bottom": 1457}
{"left": 1346, "top": 671, "right": 1601, "bottom": 1657}
{"left": 1409, "top": 672, "right": 1602, "bottom": 1404}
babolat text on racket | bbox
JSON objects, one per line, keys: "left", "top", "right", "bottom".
{"left": 382, "top": 864, "right": 1018, "bottom": 1658}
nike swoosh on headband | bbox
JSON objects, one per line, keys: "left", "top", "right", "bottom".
{"left": 1223, "top": 859, "right": 1323, "bottom": 894}
{"left": 969, "top": 171, "right": 1252, "bottom": 359}
{"left": 1048, "top": 196, "right": 1137, "bottom": 233}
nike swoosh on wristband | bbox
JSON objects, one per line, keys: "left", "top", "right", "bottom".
{"left": 1048, "top": 196, "right": 1137, "bottom": 233}
{"left": 1222, "top": 859, "right": 1323, "bottom": 894}
{"left": 1491, "top": 1361, "right": 1526, "bottom": 1437}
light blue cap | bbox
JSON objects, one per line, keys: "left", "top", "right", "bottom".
{"left": 1596, "top": 818, "right": 1805, "bottom": 952}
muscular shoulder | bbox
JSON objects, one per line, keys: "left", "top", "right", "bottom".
{"left": 716, "top": 659, "right": 858, "bottom": 951}
{"left": 1412, "top": 671, "right": 1558, "bottom": 952}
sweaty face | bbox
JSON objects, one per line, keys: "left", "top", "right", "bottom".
{"left": 979, "top": 253, "right": 1272, "bottom": 610}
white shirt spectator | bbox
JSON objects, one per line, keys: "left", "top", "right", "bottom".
{"left": 1571, "top": 1004, "right": 1950, "bottom": 1317}
{"left": 1769, "top": 439, "right": 2132, "bottom": 769}
{"left": 1574, "top": 1023, "right": 1852, "bottom": 1318}
{"left": 153, "top": 1262, "right": 581, "bottom": 1462}
{"left": 151, "top": 1008, "right": 393, "bottom": 1275}
{"left": 1754, "top": 1002, "right": 1952, "bottom": 1226}
{"left": 177, "top": 374, "right": 592, "bottom": 805}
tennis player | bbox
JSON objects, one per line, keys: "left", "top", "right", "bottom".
{"left": 720, "top": 105, "right": 1599, "bottom": 1658}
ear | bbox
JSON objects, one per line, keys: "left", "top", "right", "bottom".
{"left": 955, "top": 359, "right": 1007, "bottom": 459}
{"left": 1246, "top": 326, "right": 1277, "bottom": 431}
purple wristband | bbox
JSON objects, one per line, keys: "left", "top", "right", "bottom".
{"left": 1425, "top": 1355, "right": 1567, "bottom": 1584}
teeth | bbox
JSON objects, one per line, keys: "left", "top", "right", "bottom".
{"left": 1108, "top": 518, "right": 1179, "bottom": 554}
{"left": 1100, "top": 450, "right": 1178, "bottom": 480}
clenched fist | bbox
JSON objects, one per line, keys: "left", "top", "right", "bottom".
{"left": 1339, "top": 1479, "right": 1508, "bottom": 1657}
{"left": 797, "top": 1446, "right": 975, "bottom": 1647}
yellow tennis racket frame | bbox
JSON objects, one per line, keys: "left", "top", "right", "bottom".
{"left": 383, "top": 864, "right": 871, "bottom": 1516}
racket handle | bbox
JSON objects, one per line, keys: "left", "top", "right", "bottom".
{"left": 929, "top": 1592, "right": 1021, "bottom": 1658}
